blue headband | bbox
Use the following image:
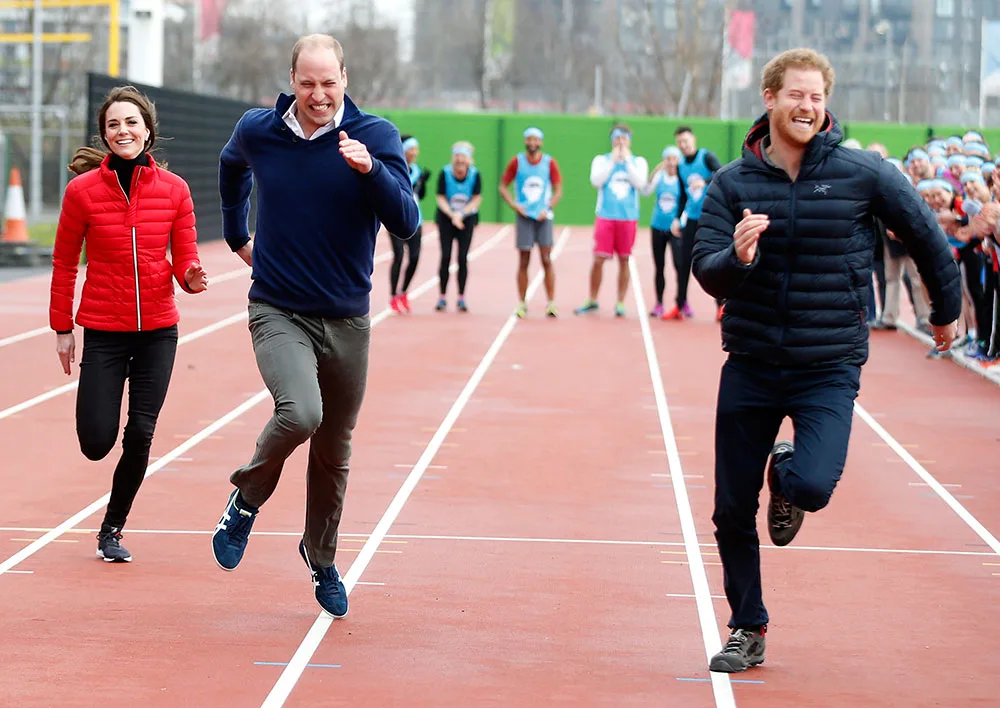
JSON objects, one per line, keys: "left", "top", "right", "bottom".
{"left": 611, "top": 128, "right": 630, "bottom": 143}
{"left": 401, "top": 137, "right": 418, "bottom": 152}
{"left": 452, "top": 145, "right": 473, "bottom": 158}
{"left": 961, "top": 171, "right": 986, "bottom": 184}
{"left": 662, "top": 146, "right": 682, "bottom": 160}
{"left": 523, "top": 127, "right": 543, "bottom": 140}
{"left": 916, "top": 179, "right": 935, "bottom": 193}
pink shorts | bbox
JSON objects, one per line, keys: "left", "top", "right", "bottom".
{"left": 593, "top": 217, "right": 638, "bottom": 258}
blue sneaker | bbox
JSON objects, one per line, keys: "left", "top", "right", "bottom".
{"left": 212, "top": 488, "right": 258, "bottom": 571}
{"left": 299, "top": 540, "right": 348, "bottom": 619}
{"left": 574, "top": 300, "right": 598, "bottom": 315}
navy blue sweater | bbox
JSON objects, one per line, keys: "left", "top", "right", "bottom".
{"left": 219, "top": 93, "right": 420, "bottom": 317}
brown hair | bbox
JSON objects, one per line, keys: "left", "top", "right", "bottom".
{"left": 760, "top": 48, "right": 835, "bottom": 98}
{"left": 68, "top": 85, "right": 161, "bottom": 175}
{"left": 291, "top": 34, "right": 345, "bottom": 73}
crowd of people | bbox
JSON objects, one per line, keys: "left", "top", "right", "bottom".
{"left": 857, "top": 134, "right": 999, "bottom": 365}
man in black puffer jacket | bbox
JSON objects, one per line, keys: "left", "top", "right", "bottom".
{"left": 691, "top": 48, "right": 961, "bottom": 675}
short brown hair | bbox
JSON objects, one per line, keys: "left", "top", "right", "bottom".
{"left": 291, "top": 34, "right": 345, "bottom": 73}
{"left": 69, "top": 85, "right": 160, "bottom": 175}
{"left": 760, "top": 48, "right": 835, "bottom": 98}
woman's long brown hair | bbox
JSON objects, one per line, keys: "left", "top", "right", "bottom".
{"left": 68, "top": 85, "right": 166, "bottom": 175}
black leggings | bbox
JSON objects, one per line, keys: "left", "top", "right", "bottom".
{"left": 958, "top": 246, "right": 990, "bottom": 347}
{"left": 77, "top": 326, "right": 178, "bottom": 530}
{"left": 437, "top": 213, "right": 476, "bottom": 296}
{"left": 678, "top": 217, "right": 723, "bottom": 308}
{"left": 985, "top": 262, "right": 1000, "bottom": 357}
{"left": 390, "top": 224, "right": 422, "bottom": 295}
{"left": 651, "top": 227, "right": 682, "bottom": 305}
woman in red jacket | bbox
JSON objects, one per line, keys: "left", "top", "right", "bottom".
{"left": 49, "top": 85, "right": 208, "bottom": 563}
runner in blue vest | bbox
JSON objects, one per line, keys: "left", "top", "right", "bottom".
{"left": 435, "top": 141, "right": 482, "bottom": 312}
{"left": 575, "top": 123, "right": 649, "bottom": 317}
{"left": 389, "top": 134, "right": 431, "bottom": 314}
{"left": 499, "top": 126, "right": 564, "bottom": 318}
{"left": 641, "top": 145, "right": 683, "bottom": 318}
{"left": 669, "top": 126, "right": 723, "bottom": 321}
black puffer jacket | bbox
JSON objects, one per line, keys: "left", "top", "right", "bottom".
{"left": 692, "top": 112, "right": 961, "bottom": 367}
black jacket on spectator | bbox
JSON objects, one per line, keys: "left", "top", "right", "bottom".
{"left": 692, "top": 111, "right": 961, "bottom": 367}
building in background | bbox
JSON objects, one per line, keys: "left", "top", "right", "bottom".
{"left": 732, "top": 0, "right": 1000, "bottom": 126}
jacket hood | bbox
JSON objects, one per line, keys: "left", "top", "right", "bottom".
{"left": 742, "top": 110, "right": 843, "bottom": 171}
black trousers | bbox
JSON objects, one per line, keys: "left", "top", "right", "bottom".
{"left": 651, "top": 227, "right": 682, "bottom": 306}
{"left": 77, "top": 326, "right": 178, "bottom": 530}
{"left": 957, "top": 246, "right": 990, "bottom": 347}
{"left": 436, "top": 213, "right": 477, "bottom": 296}
{"left": 713, "top": 354, "right": 860, "bottom": 629}
{"left": 390, "top": 224, "right": 422, "bottom": 295}
{"left": 677, "top": 218, "right": 723, "bottom": 308}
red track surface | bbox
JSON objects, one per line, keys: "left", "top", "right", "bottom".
{"left": 0, "top": 224, "right": 997, "bottom": 707}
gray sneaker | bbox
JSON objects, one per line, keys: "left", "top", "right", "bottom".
{"left": 709, "top": 627, "right": 766, "bottom": 672}
{"left": 766, "top": 441, "right": 804, "bottom": 546}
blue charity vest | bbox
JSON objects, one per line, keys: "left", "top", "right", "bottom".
{"left": 650, "top": 173, "right": 681, "bottom": 231}
{"left": 596, "top": 155, "right": 640, "bottom": 221}
{"left": 409, "top": 162, "right": 423, "bottom": 227}
{"left": 514, "top": 152, "right": 553, "bottom": 220}
{"left": 443, "top": 164, "right": 479, "bottom": 215}
{"left": 677, "top": 149, "right": 713, "bottom": 221}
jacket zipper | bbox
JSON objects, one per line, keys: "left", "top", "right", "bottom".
{"left": 117, "top": 169, "right": 142, "bottom": 331}
{"left": 778, "top": 181, "right": 795, "bottom": 349}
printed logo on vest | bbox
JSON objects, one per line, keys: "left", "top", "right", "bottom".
{"left": 686, "top": 173, "right": 706, "bottom": 202}
{"left": 521, "top": 175, "right": 546, "bottom": 204}
{"left": 610, "top": 172, "right": 632, "bottom": 200}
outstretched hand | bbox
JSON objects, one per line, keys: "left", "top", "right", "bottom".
{"left": 340, "top": 131, "right": 373, "bottom": 174}
{"left": 734, "top": 208, "right": 768, "bottom": 265}
{"left": 185, "top": 263, "right": 209, "bottom": 293}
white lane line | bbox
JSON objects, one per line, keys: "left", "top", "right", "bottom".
{"left": 0, "top": 527, "right": 992, "bottom": 558}
{"left": 0, "top": 326, "right": 48, "bottom": 348}
{"left": 0, "top": 265, "right": 253, "bottom": 351}
{"left": 0, "top": 226, "right": 509, "bottom": 576}
{"left": 0, "top": 311, "right": 248, "bottom": 422}
{"left": 628, "top": 258, "right": 736, "bottom": 707}
{"left": 854, "top": 402, "right": 1000, "bottom": 557}
{"left": 0, "top": 225, "right": 450, "bottom": 423}
{"left": 260, "top": 226, "right": 566, "bottom": 708}
{"left": 0, "top": 390, "right": 270, "bottom": 576}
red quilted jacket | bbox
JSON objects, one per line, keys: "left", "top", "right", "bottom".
{"left": 49, "top": 154, "right": 200, "bottom": 333}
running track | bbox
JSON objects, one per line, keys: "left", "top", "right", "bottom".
{"left": 0, "top": 224, "right": 997, "bottom": 707}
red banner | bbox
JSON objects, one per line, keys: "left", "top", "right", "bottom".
{"left": 728, "top": 10, "right": 755, "bottom": 61}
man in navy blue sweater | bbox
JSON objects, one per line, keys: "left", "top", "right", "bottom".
{"left": 211, "top": 34, "right": 419, "bottom": 620}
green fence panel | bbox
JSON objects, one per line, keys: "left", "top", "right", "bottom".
{"left": 378, "top": 110, "right": 503, "bottom": 226}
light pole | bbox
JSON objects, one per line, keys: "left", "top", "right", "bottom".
{"left": 875, "top": 19, "right": 892, "bottom": 122}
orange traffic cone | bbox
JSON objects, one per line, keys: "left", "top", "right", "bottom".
{"left": 2, "top": 168, "right": 28, "bottom": 243}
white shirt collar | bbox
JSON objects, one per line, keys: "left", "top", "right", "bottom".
{"left": 282, "top": 99, "right": 345, "bottom": 140}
